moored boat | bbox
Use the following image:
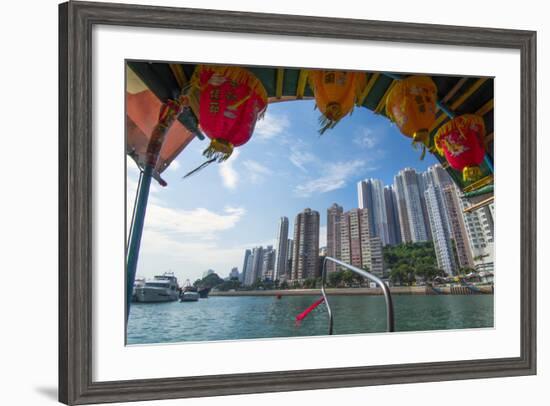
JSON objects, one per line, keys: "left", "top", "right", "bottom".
{"left": 131, "top": 278, "right": 146, "bottom": 302}
{"left": 180, "top": 291, "right": 200, "bottom": 302}
{"left": 134, "top": 272, "right": 179, "bottom": 303}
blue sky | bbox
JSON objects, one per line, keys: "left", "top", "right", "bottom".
{"left": 127, "top": 99, "right": 438, "bottom": 283}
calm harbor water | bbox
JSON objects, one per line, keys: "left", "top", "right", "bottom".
{"left": 127, "top": 294, "right": 494, "bottom": 345}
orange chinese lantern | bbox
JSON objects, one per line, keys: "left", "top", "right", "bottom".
{"left": 385, "top": 76, "right": 437, "bottom": 159}
{"left": 434, "top": 114, "right": 486, "bottom": 182}
{"left": 308, "top": 70, "right": 366, "bottom": 134}
{"left": 189, "top": 65, "right": 267, "bottom": 166}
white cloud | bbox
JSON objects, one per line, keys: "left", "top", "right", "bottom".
{"left": 294, "top": 160, "right": 367, "bottom": 198}
{"left": 218, "top": 149, "right": 240, "bottom": 190}
{"left": 145, "top": 204, "right": 246, "bottom": 239}
{"left": 353, "top": 126, "right": 378, "bottom": 149}
{"left": 139, "top": 230, "right": 246, "bottom": 280}
{"left": 132, "top": 203, "right": 247, "bottom": 280}
{"left": 253, "top": 112, "right": 290, "bottom": 140}
{"left": 242, "top": 160, "right": 272, "bottom": 183}
{"left": 166, "top": 159, "right": 180, "bottom": 171}
{"left": 126, "top": 162, "right": 245, "bottom": 239}
{"left": 289, "top": 148, "right": 317, "bottom": 172}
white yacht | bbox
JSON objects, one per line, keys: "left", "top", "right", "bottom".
{"left": 134, "top": 272, "right": 179, "bottom": 303}
{"left": 131, "top": 278, "right": 146, "bottom": 302}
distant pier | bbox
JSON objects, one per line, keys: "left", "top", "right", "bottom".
{"left": 210, "top": 285, "right": 494, "bottom": 297}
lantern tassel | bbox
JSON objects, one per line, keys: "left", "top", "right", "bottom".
{"left": 182, "top": 139, "right": 235, "bottom": 179}
{"left": 412, "top": 130, "right": 430, "bottom": 160}
{"left": 203, "top": 138, "right": 234, "bottom": 162}
{"left": 319, "top": 116, "right": 338, "bottom": 135}
{"left": 462, "top": 165, "right": 483, "bottom": 182}
{"left": 318, "top": 102, "right": 349, "bottom": 135}
{"left": 182, "top": 158, "right": 217, "bottom": 179}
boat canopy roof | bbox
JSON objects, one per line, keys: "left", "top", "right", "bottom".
{"left": 126, "top": 62, "right": 494, "bottom": 194}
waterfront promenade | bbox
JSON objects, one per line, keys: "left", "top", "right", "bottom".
{"left": 210, "top": 285, "right": 493, "bottom": 297}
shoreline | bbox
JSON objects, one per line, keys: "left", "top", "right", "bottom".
{"left": 210, "top": 285, "right": 494, "bottom": 296}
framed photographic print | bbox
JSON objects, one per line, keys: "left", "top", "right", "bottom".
{"left": 59, "top": 1, "right": 536, "bottom": 404}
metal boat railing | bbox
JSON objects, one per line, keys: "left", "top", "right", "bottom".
{"left": 321, "top": 256, "right": 395, "bottom": 334}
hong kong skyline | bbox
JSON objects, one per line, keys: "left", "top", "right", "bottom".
{"left": 126, "top": 98, "right": 470, "bottom": 283}
{"left": 237, "top": 163, "right": 494, "bottom": 285}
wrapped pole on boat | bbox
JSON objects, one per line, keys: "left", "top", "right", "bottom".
{"left": 296, "top": 297, "right": 325, "bottom": 322}
{"left": 126, "top": 95, "right": 189, "bottom": 324}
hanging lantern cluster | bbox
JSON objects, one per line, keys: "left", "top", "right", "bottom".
{"left": 190, "top": 65, "right": 267, "bottom": 166}
{"left": 434, "top": 114, "right": 486, "bottom": 182}
{"left": 385, "top": 76, "right": 438, "bottom": 159}
{"left": 308, "top": 70, "right": 366, "bottom": 134}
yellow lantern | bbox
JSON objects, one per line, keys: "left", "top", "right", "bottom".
{"left": 308, "top": 70, "right": 366, "bottom": 134}
{"left": 385, "top": 76, "right": 438, "bottom": 159}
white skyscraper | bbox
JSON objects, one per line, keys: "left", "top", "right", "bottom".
{"left": 357, "top": 179, "right": 390, "bottom": 245}
{"left": 393, "top": 174, "right": 412, "bottom": 243}
{"left": 425, "top": 185, "right": 456, "bottom": 275}
{"left": 394, "top": 168, "right": 429, "bottom": 242}
{"left": 442, "top": 184, "right": 475, "bottom": 269}
{"left": 273, "top": 217, "right": 289, "bottom": 281}
{"left": 384, "top": 185, "right": 402, "bottom": 245}
{"left": 241, "top": 249, "right": 251, "bottom": 283}
{"left": 244, "top": 246, "right": 264, "bottom": 286}
{"left": 261, "top": 245, "right": 276, "bottom": 280}
{"left": 461, "top": 201, "right": 495, "bottom": 272}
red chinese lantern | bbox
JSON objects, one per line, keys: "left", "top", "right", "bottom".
{"left": 434, "top": 114, "right": 486, "bottom": 182}
{"left": 191, "top": 65, "right": 267, "bottom": 164}
{"left": 308, "top": 70, "right": 366, "bottom": 134}
{"left": 385, "top": 76, "right": 437, "bottom": 159}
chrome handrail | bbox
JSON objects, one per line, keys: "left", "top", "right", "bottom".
{"left": 321, "top": 256, "right": 395, "bottom": 334}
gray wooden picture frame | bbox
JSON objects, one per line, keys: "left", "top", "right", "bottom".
{"left": 59, "top": 1, "right": 537, "bottom": 404}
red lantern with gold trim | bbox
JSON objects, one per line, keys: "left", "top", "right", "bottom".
{"left": 190, "top": 65, "right": 267, "bottom": 164}
{"left": 385, "top": 76, "right": 437, "bottom": 159}
{"left": 434, "top": 114, "right": 486, "bottom": 182}
{"left": 308, "top": 70, "right": 366, "bottom": 134}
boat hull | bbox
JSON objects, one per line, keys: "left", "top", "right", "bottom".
{"left": 135, "top": 287, "right": 179, "bottom": 303}
{"left": 180, "top": 292, "right": 200, "bottom": 302}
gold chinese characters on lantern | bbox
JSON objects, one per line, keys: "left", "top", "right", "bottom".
{"left": 385, "top": 75, "right": 438, "bottom": 159}
{"left": 308, "top": 70, "right": 366, "bottom": 134}
{"left": 192, "top": 65, "right": 267, "bottom": 161}
{"left": 183, "top": 66, "right": 267, "bottom": 178}
{"left": 434, "top": 114, "right": 487, "bottom": 182}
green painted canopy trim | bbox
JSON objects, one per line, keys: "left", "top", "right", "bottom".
{"left": 127, "top": 61, "right": 494, "bottom": 192}
{"left": 462, "top": 185, "right": 494, "bottom": 198}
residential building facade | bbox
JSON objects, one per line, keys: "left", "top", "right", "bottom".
{"left": 326, "top": 203, "right": 343, "bottom": 274}
{"left": 384, "top": 185, "right": 402, "bottom": 246}
{"left": 273, "top": 216, "right": 289, "bottom": 281}
{"left": 357, "top": 179, "right": 390, "bottom": 245}
{"left": 291, "top": 208, "right": 320, "bottom": 281}
{"left": 425, "top": 184, "right": 457, "bottom": 275}
{"left": 395, "top": 168, "right": 429, "bottom": 242}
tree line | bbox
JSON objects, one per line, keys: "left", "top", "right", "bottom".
{"left": 193, "top": 241, "right": 477, "bottom": 290}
